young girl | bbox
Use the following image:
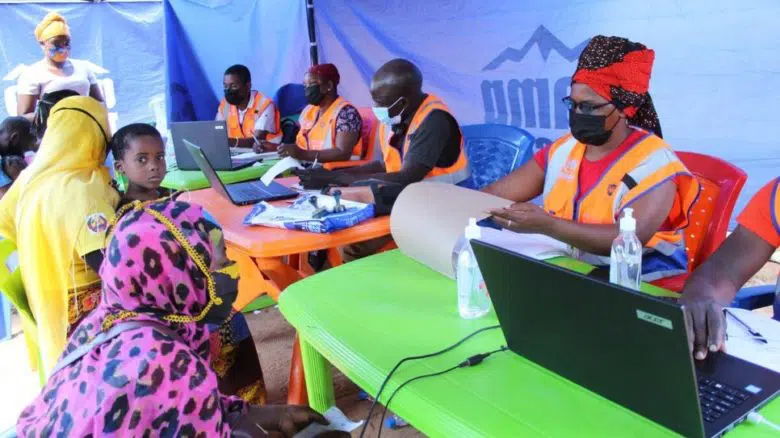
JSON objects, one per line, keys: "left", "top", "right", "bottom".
{"left": 110, "top": 124, "right": 268, "bottom": 405}
{"left": 110, "top": 123, "right": 172, "bottom": 207}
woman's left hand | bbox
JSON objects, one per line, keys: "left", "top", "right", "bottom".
{"left": 277, "top": 143, "right": 302, "bottom": 159}
{"left": 488, "top": 202, "right": 553, "bottom": 234}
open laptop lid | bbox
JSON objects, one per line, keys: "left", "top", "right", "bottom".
{"left": 183, "top": 140, "right": 236, "bottom": 203}
{"left": 470, "top": 239, "right": 705, "bottom": 438}
{"left": 171, "top": 121, "right": 233, "bottom": 170}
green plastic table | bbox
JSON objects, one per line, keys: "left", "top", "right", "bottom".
{"left": 161, "top": 159, "right": 279, "bottom": 191}
{"left": 279, "top": 250, "right": 779, "bottom": 437}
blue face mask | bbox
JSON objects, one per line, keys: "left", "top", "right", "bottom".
{"left": 372, "top": 97, "right": 405, "bottom": 126}
{"left": 48, "top": 46, "right": 69, "bottom": 62}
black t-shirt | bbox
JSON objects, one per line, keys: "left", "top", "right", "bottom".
{"left": 395, "top": 108, "right": 461, "bottom": 170}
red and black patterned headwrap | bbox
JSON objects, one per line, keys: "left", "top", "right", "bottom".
{"left": 307, "top": 63, "right": 340, "bottom": 86}
{"left": 573, "top": 35, "right": 662, "bottom": 138}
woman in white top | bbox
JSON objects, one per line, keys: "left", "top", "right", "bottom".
{"left": 16, "top": 12, "right": 104, "bottom": 120}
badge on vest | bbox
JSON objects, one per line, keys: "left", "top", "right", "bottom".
{"left": 561, "top": 159, "right": 578, "bottom": 181}
{"left": 607, "top": 184, "right": 617, "bottom": 196}
{"left": 86, "top": 213, "right": 108, "bottom": 235}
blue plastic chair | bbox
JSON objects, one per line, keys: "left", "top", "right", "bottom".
{"left": 273, "top": 83, "right": 307, "bottom": 118}
{"left": 458, "top": 124, "right": 535, "bottom": 190}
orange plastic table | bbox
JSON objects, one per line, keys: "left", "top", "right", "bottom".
{"left": 179, "top": 178, "right": 391, "bottom": 404}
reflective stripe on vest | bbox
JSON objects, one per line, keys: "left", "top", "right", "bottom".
{"left": 218, "top": 91, "right": 281, "bottom": 141}
{"left": 378, "top": 94, "right": 470, "bottom": 184}
{"left": 543, "top": 130, "right": 700, "bottom": 256}
{"left": 295, "top": 97, "right": 363, "bottom": 159}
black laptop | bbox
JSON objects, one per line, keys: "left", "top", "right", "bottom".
{"left": 470, "top": 240, "right": 780, "bottom": 438}
{"left": 184, "top": 140, "right": 297, "bottom": 206}
{"left": 171, "top": 121, "right": 264, "bottom": 171}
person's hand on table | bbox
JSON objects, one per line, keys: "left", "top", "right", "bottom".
{"left": 680, "top": 294, "right": 727, "bottom": 360}
{"left": 488, "top": 202, "right": 552, "bottom": 233}
{"left": 295, "top": 168, "right": 355, "bottom": 190}
{"left": 253, "top": 140, "right": 277, "bottom": 154}
{"left": 240, "top": 404, "right": 328, "bottom": 437}
{"left": 278, "top": 143, "right": 303, "bottom": 159}
{"left": 339, "top": 186, "right": 376, "bottom": 204}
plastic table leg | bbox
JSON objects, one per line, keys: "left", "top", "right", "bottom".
{"left": 299, "top": 335, "right": 335, "bottom": 413}
{"left": 287, "top": 334, "right": 309, "bottom": 405}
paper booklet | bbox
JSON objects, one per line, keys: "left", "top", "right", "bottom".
{"left": 389, "top": 182, "right": 570, "bottom": 279}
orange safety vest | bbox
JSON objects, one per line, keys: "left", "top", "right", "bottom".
{"left": 218, "top": 90, "right": 281, "bottom": 143}
{"left": 542, "top": 131, "right": 701, "bottom": 275}
{"left": 376, "top": 94, "right": 470, "bottom": 184}
{"left": 295, "top": 97, "right": 363, "bottom": 159}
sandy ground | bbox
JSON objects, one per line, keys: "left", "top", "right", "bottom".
{"left": 1, "top": 262, "right": 777, "bottom": 436}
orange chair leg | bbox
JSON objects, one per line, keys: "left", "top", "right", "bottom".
{"left": 287, "top": 334, "right": 309, "bottom": 405}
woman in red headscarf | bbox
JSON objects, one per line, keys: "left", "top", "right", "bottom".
{"left": 484, "top": 36, "right": 700, "bottom": 282}
{"left": 278, "top": 63, "right": 363, "bottom": 163}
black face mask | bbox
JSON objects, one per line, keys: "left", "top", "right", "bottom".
{"left": 569, "top": 108, "right": 618, "bottom": 146}
{"left": 224, "top": 89, "right": 245, "bottom": 106}
{"left": 304, "top": 84, "right": 325, "bottom": 105}
{"left": 201, "top": 270, "right": 239, "bottom": 325}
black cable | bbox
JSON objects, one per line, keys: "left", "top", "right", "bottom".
{"left": 358, "top": 324, "right": 500, "bottom": 438}
{"left": 376, "top": 346, "right": 507, "bottom": 438}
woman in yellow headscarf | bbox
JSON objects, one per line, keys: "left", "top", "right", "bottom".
{"left": 0, "top": 96, "right": 119, "bottom": 376}
{"left": 16, "top": 12, "right": 105, "bottom": 120}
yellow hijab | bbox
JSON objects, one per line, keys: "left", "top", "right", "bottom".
{"left": 0, "top": 96, "right": 119, "bottom": 375}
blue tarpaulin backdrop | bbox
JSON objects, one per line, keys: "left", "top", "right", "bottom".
{"left": 164, "top": 0, "right": 310, "bottom": 123}
{"left": 2, "top": 1, "right": 778, "bottom": 225}
{"left": 0, "top": 1, "right": 164, "bottom": 129}
{"left": 314, "top": 0, "right": 780, "bottom": 223}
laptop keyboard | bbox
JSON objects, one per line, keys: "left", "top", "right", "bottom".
{"left": 228, "top": 183, "right": 261, "bottom": 201}
{"left": 698, "top": 378, "right": 752, "bottom": 423}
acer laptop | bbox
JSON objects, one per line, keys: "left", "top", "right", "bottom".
{"left": 470, "top": 240, "right": 780, "bottom": 438}
{"left": 171, "top": 121, "right": 264, "bottom": 171}
{"left": 184, "top": 140, "right": 297, "bottom": 206}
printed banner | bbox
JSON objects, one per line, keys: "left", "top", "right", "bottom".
{"left": 315, "top": 0, "right": 780, "bottom": 222}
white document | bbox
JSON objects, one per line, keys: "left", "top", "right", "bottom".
{"left": 231, "top": 151, "right": 280, "bottom": 161}
{"left": 479, "top": 227, "right": 572, "bottom": 260}
{"left": 725, "top": 308, "right": 780, "bottom": 373}
{"left": 260, "top": 156, "right": 303, "bottom": 186}
{"left": 293, "top": 406, "right": 363, "bottom": 438}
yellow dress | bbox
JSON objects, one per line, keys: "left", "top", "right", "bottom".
{"left": 0, "top": 96, "right": 119, "bottom": 376}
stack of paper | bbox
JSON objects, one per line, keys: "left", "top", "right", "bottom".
{"left": 725, "top": 308, "right": 780, "bottom": 373}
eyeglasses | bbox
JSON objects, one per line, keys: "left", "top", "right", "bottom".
{"left": 562, "top": 96, "right": 612, "bottom": 115}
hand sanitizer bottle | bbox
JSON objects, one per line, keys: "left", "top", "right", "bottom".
{"left": 455, "top": 218, "right": 491, "bottom": 319}
{"left": 610, "top": 208, "right": 642, "bottom": 290}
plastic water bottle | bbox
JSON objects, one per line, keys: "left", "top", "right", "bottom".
{"left": 610, "top": 208, "right": 642, "bottom": 290}
{"left": 453, "top": 218, "right": 491, "bottom": 319}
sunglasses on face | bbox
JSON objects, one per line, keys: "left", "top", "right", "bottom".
{"left": 562, "top": 96, "right": 613, "bottom": 115}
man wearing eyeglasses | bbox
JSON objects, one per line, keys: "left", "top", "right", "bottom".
{"left": 483, "top": 35, "right": 700, "bottom": 283}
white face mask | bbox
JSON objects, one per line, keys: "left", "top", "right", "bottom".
{"left": 372, "top": 97, "right": 405, "bottom": 126}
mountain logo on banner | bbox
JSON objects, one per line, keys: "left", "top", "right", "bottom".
{"left": 480, "top": 26, "right": 589, "bottom": 151}
{"left": 482, "top": 26, "right": 590, "bottom": 71}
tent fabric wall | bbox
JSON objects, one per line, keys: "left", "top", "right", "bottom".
{"left": 315, "top": 0, "right": 780, "bottom": 225}
{"left": 0, "top": 1, "right": 164, "bottom": 129}
{"left": 164, "top": 0, "right": 311, "bottom": 124}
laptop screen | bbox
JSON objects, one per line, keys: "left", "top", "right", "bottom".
{"left": 183, "top": 139, "right": 234, "bottom": 201}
